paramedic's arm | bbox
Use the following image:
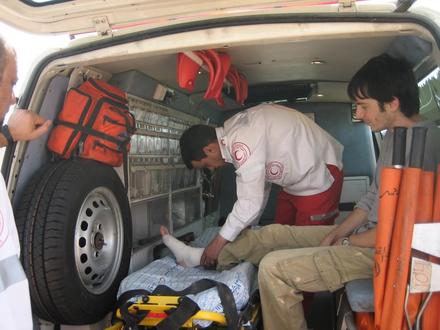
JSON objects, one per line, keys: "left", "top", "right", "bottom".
{"left": 258, "top": 181, "right": 272, "bottom": 220}
{"left": 201, "top": 165, "right": 267, "bottom": 267}
{"left": 0, "top": 110, "right": 51, "bottom": 147}
{"left": 201, "top": 234, "right": 229, "bottom": 268}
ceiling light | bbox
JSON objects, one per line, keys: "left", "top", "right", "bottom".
{"left": 316, "top": 93, "right": 324, "bottom": 97}
{"left": 311, "top": 59, "right": 326, "bottom": 65}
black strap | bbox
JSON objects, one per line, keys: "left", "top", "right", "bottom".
{"left": 153, "top": 279, "right": 239, "bottom": 330}
{"left": 71, "top": 96, "right": 130, "bottom": 156}
{"left": 155, "top": 296, "right": 200, "bottom": 330}
{"left": 88, "top": 78, "right": 128, "bottom": 105}
{"left": 58, "top": 88, "right": 92, "bottom": 156}
{"left": 93, "top": 140, "right": 123, "bottom": 153}
{"left": 113, "top": 279, "right": 239, "bottom": 330}
{"left": 56, "top": 119, "right": 128, "bottom": 147}
{"left": 1, "top": 125, "right": 14, "bottom": 145}
{"left": 114, "top": 289, "right": 151, "bottom": 330}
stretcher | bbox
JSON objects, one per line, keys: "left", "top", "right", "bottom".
{"left": 107, "top": 227, "right": 261, "bottom": 329}
{"left": 107, "top": 285, "right": 261, "bottom": 329}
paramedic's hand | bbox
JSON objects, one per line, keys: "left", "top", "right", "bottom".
{"left": 201, "top": 234, "right": 229, "bottom": 268}
{"left": 8, "top": 110, "right": 52, "bottom": 142}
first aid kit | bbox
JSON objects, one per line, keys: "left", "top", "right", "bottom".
{"left": 47, "top": 78, "right": 135, "bottom": 167}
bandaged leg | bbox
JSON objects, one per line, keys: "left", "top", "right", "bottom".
{"left": 160, "top": 226, "right": 203, "bottom": 267}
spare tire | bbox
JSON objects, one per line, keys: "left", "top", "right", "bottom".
{"left": 16, "top": 159, "right": 132, "bottom": 324}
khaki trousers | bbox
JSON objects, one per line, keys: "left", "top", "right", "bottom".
{"left": 217, "top": 224, "right": 374, "bottom": 330}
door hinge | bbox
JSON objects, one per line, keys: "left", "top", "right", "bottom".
{"left": 93, "top": 16, "right": 113, "bottom": 37}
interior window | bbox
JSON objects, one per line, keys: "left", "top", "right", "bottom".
{"left": 374, "top": 68, "right": 440, "bottom": 158}
{"left": 419, "top": 67, "right": 440, "bottom": 124}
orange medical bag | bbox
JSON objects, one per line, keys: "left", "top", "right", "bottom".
{"left": 47, "top": 78, "right": 135, "bottom": 167}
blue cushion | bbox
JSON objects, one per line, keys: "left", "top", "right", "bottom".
{"left": 345, "top": 279, "right": 374, "bottom": 312}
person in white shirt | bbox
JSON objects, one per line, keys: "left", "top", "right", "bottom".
{"left": 164, "top": 53, "right": 440, "bottom": 330}
{"left": 0, "top": 35, "right": 51, "bottom": 330}
{"left": 180, "top": 103, "right": 344, "bottom": 267}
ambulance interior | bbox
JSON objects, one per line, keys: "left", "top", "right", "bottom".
{"left": 7, "top": 15, "right": 440, "bottom": 329}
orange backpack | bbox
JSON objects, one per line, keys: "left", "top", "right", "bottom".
{"left": 47, "top": 78, "right": 135, "bottom": 167}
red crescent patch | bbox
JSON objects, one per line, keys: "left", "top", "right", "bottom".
{"left": 265, "top": 161, "right": 284, "bottom": 180}
{"left": 231, "top": 142, "right": 250, "bottom": 167}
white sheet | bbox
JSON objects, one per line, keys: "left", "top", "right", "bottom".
{"left": 118, "top": 257, "right": 256, "bottom": 326}
{"left": 117, "top": 227, "right": 257, "bottom": 327}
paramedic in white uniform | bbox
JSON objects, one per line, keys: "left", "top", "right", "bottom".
{"left": 0, "top": 35, "right": 52, "bottom": 329}
{"left": 180, "top": 103, "right": 344, "bottom": 267}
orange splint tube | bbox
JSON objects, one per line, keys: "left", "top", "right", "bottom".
{"left": 374, "top": 167, "right": 402, "bottom": 328}
{"left": 422, "top": 164, "right": 440, "bottom": 330}
{"left": 381, "top": 166, "right": 422, "bottom": 330}
{"left": 403, "top": 170, "right": 434, "bottom": 329}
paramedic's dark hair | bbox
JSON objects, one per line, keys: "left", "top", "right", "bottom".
{"left": 180, "top": 124, "right": 217, "bottom": 169}
{"left": 347, "top": 53, "right": 419, "bottom": 118}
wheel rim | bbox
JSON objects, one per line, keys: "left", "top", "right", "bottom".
{"left": 74, "top": 187, "right": 124, "bottom": 294}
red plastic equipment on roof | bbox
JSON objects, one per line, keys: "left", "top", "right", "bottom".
{"left": 177, "top": 50, "right": 248, "bottom": 106}
{"left": 177, "top": 52, "right": 201, "bottom": 92}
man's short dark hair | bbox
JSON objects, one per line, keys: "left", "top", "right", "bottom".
{"left": 347, "top": 53, "right": 419, "bottom": 118}
{"left": 180, "top": 124, "right": 217, "bottom": 169}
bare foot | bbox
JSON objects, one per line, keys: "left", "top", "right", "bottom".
{"left": 160, "top": 226, "right": 169, "bottom": 236}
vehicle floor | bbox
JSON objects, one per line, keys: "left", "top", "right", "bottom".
{"left": 305, "top": 291, "right": 337, "bottom": 330}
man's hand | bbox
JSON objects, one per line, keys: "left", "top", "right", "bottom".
{"left": 322, "top": 229, "right": 376, "bottom": 248}
{"left": 7, "top": 109, "right": 52, "bottom": 142}
{"left": 320, "top": 208, "right": 370, "bottom": 247}
{"left": 333, "top": 237, "right": 349, "bottom": 246}
{"left": 320, "top": 231, "right": 338, "bottom": 246}
{"left": 200, "top": 234, "right": 229, "bottom": 268}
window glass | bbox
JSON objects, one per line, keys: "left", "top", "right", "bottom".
{"left": 419, "top": 67, "right": 440, "bottom": 123}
